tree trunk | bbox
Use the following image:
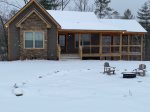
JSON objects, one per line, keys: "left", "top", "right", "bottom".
{"left": 0, "top": 16, "right": 7, "bottom": 60}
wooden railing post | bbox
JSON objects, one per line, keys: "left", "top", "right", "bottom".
{"left": 120, "top": 33, "right": 122, "bottom": 60}
{"left": 128, "top": 34, "right": 130, "bottom": 60}
{"left": 57, "top": 44, "right": 61, "bottom": 60}
{"left": 141, "top": 34, "right": 144, "bottom": 61}
{"left": 100, "top": 33, "right": 102, "bottom": 59}
{"left": 79, "top": 45, "right": 83, "bottom": 59}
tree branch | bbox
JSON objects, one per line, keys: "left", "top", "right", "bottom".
{"left": 0, "top": 1, "right": 21, "bottom": 9}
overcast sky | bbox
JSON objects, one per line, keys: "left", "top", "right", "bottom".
{"left": 110, "top": 0, "right": 148, "bottom": 15}
{"left": 7, "top": 0, "right": 149, "bottom": 16}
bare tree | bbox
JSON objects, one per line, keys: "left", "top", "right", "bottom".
{"left": 0, "top": 0, "right": 21, "bottom": 9}
{"left": 61, "top": 0, "right": 71, "bottom": 10}
{"left": 38, "top": 0, "right": 71, "bottom": 10}
{"left": 24, "top": 0, "right": 28, "bottom": 4}
{"left": 0, "top": 0, "right": 25, "bottom": 60}
{"left": 0, "top": 14, "right": 8, "bottom": 60}
{"left": 73, "top": 0, "right": 93, "bottom": 12}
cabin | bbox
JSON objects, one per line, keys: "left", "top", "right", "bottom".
{"left": 5, "top": 0, "right": 147, "bottom": 61}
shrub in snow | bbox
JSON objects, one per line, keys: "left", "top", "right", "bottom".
{"left": 13, "top": 83, "right": 19, "bottom": 88}
{"left": 54, "top": 71, "right": 59, "bottom": 73}
{"left": 13, "top": 88, "right": 24, "bottom": 96}
{"left": 38, "top": 76, "right": 43, "bottom": 78}
{"left": 13, "top": 83, "right": 24, "bottom": 96}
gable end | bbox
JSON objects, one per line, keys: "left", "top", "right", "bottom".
{"left": 16, "top": 9, "right": 51, "bottom": 28}
{"left": 5, "top": 0, "right": 61, "bottom": 29}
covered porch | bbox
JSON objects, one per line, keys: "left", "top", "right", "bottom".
{"left": 57, "top": 31, "right": 144, "bottom": 60}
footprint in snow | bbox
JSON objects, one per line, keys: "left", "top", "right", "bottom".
{"left": 54, "top": 71, "right": 60, "bottom": 74}
{"left": 137, "top": 81, "right": 142, "bottom": 83}
{"left": 38, "top": 76, "right": 43, "bottom": 79}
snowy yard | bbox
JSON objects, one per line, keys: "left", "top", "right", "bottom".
{"left": 0, "top": 60, "right": 150, "bottom": 112}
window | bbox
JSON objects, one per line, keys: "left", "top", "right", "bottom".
{"left": 81, "top": 34, "right": 91, "bottom": 46}
{"left": 59, "top": 35, "right": 65, "bottom": 47}
{"left": 25, "top": 32, "right": 33, "bottom": 48}
{"left": 24, "top": 31, "right": 44, "bottom": 49}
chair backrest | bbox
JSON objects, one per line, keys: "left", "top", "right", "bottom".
{"left": 139, "top": 64, "right": 146, "bottom": 70}
{"left": 104, "top": 62, "right": 110, "bottom": 67}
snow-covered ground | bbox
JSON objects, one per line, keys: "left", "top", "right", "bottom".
{"left": 0, "top": 60, "right": 150, "bottom": 112}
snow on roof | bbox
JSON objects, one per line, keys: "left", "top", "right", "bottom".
{"left": 99, "top": 19, "right": 147, "bottom": 33}
{"left": 47, "top": 10, "right": 147, "bottom": 33}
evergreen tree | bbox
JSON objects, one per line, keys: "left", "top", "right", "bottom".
{"left": 38, "top": 0, "right": 60, "bottom": 10}
{"left": 94, "top": 0, "right": 116, "bottom": 19}
{"left": 137, "top": 2, "right": 150, "bottom": 60}
{"left": 137, "top": 2, "right": 150, "bottom": 31}
{"left": 122, "top": 9, "right": 134, "bottom": 19}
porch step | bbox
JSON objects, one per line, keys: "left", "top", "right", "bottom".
{"left": 61, "top": 54, "right": 80, "bottom": 59}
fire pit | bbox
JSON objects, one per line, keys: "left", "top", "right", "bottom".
{"left": 122, "top": 72, "right": 136, "bottom": 78}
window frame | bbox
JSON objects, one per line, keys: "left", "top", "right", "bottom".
{"left": 24, "top": 31, "right": 45, "bottom": 49}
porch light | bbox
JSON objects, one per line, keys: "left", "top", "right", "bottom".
{"left": 123, "top": 32, "right": 125, "bottom": 34}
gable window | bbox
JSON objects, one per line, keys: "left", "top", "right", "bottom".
{"left": 24, "top": 31, "right": 44, "bottom": 49}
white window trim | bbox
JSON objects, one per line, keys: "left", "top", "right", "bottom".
{"left": 23, "top": 31, "right": 45, "bottom": 49}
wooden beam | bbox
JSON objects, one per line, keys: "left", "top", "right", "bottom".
{"left": 100, "top": 33, "right": 102, "bottom": 60}
{"left": 79, "top": 33, "right": 81, "bottom": 46}
{"left": 90, "top": 34, "right": 91, "bottom": 55}
{"left": 78, "top": 33, "right": 82, "bottom": 59}
{"left": 58, "top": 30, "right": 126, "bottom": 33}
{"left": 128, "top": 34, "right": 130, "bottom": 60}
{"left": 58, "top": 30, "right": 145, "bottom": 35}
{"left": 120, "top": 33, "right": 122, "bottom": 60}
{"left": 141, "top": 34, "right": 144, "bottom": 61}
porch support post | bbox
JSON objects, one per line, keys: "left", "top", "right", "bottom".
{"left": 128, "top": 34, "right": 130, "bottom": 60}
{"left": 79, "top": 33, "right": 81, "bottom": 46}
{"left": 79, "top": 33, "right": 82, "bottom": 59}
{"left": 90, "top": 33, "right": 91, "bottom": 55}
{"left": 100, "top": 33, "right": 102, "bottom": 60}
{"left": 120, "top": 33, "right": 122, "bottom": 60}
{"left": 141, "top": 34, "right": 144, "bottom": 61}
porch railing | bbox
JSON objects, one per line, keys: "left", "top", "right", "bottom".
{"left": 57, "top": 44, "right": 61, "bottom": 60}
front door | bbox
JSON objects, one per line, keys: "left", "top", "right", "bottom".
{"left": 58, "top": 35, "right": 66, "bottom": 54}
{"left": 58, "top": 34, "right": 78, "bottom": 54}
{"left": 67, "top": 33, "right": 76, "bottom": 53}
